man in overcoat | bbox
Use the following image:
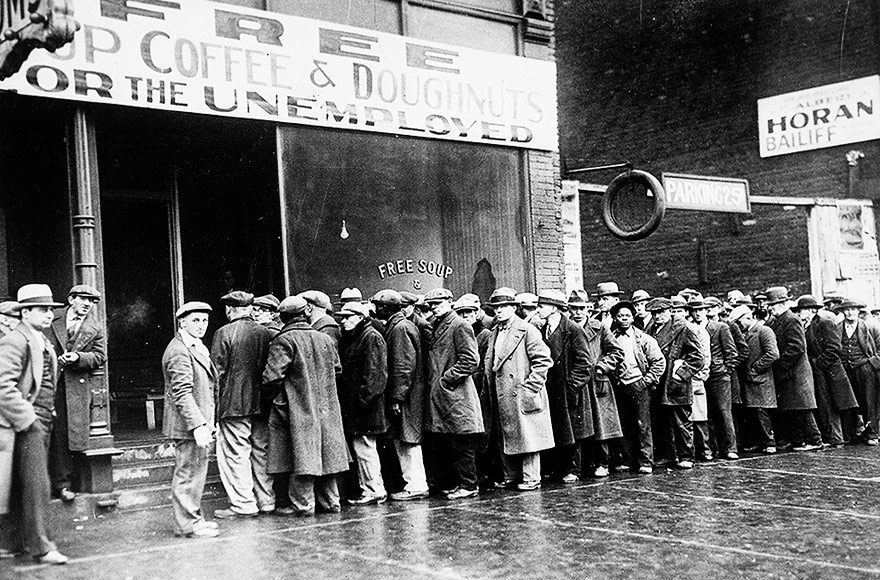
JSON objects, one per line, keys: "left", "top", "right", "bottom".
{"left": 162, "top": 301, "right": 219, "bottom": 538}
{"left": 424, "top": 288, "right": 483, "bottom": 499}
{"left": 485, "top": 288, "right": 554, "bottom": 491}
{"left": 337, "top": 301, "right": 389, "bottom": 505}
{"left": 647, "top": 297, "right": 705, "bottom": 469}
{"left": 211, "top": 291, "right": 276, "bottom": 519}
{"left": 795, "top": 295, "right": 857, "bottom": 448}
{"left": 252, "top": 294, "right": 282, "bottom": 333}
{"left": 300, "top": 290, "right": 340, "bottom": 347}
{"left": 0, "top": 284, "right": 68, "bottom": 564}
{"left": 764, "top": 287, "right": 823, "bottom": 451}
{"left": 836, "top": 297, "right": 880, "bottom": 445}
{"left": 373, "top": 290, "right": 429, "bottom": 501}
{"left": 729, "top": 305, "right": 779, "bottom": 454}
{"left": 45, "top": 284, "right": 105, "bottom": 501}
{"left": 263, "top": 296, "right": 348, "bottom": 516}
{"left": 534, "top": 289, "right": 591, "bottom": 483}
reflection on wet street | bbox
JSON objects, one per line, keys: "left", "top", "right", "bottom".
{"left": 8, "top": 446, "right": 880, "bottom": 579}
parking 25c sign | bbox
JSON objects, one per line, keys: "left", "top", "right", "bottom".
{"left": 0, "top": 0, "right": 559, "bottom": 151}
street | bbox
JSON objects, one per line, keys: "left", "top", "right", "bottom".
{"left": 4, "top": 445, "right": 880, "bottom": 580}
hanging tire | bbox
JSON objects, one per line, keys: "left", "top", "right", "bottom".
{"left": 602, "top": 169, "right": 666, "bottom": 241}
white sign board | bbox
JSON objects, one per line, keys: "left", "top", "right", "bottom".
{"left": 662, "top": 173, "right": 750, "bottom": 213}
{"left": 0, "top": 0, "right": 558, "bottom": 151}
{"left": 758, "top": 75, "right": 880, "bottom": 158}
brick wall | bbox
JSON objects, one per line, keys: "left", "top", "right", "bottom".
{"left": 557, "top": 0, "right": 880, "bottom": 297}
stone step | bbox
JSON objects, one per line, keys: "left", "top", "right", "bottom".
{"left": 113, "top": 456, "right": 220, "bottom": 489}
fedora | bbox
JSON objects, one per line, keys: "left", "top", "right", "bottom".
{"left": 567, "top": 289, "right": 590, "bottom": 306}
{"left": 835, "top": 298, "right": 866, "bottom": 312}
{"left": 537, "top": 289, "right": 567, "bottom": 309}
{"left": 488, "top": 288, "right": 518, "bottom": 306}
{"left": 15, "top": 284, "right": 63, "bottom": 310}
{"left": 595, "top": 282, "right": 623, "bottom": 297}
{"left": 793, "top": 295, "right": 821, "bottom": 311}
{"left": 763, "top": 286, "right": 790, "bottom": 305}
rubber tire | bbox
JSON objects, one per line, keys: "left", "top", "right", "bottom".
{"left": 602, "top": 170, "right": 666, "bottom": 241}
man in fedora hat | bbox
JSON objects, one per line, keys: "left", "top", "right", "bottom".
{"left": 211, "top": 291, "right": 276, "bottom": 520}
{"left": 567, "top": 290, "right": 592, "bottom": 330}
{"left": 0, "top": 284, "right": 68, "bottom": 564}
{"left": 594, "top": 282, "right": 623, "bottom": 329}
{"left": 837, "top": 297, "right": 880, "bottom": 445}
{"left": 534, "top": 289, "right": 591, "bottom": 483}
{"left": 485, "top": 288, "right": 554, "bottom": 490}
{"left": 764, "top": 287, "right": 823, "bottom": 451}
{"left": 263, "top": 296, "right": 348, "bottom": 516}
{"left": 163, "top": 301, "right": 219, "bottom": 538}
{"left": 45, "top": 284, "right": 106, "bottom": 503}
{"left": 794, "top": 295, "right": 857, "bottom": 448}
{"left": 631, "top": 290, "right": 652, "bottom": 331}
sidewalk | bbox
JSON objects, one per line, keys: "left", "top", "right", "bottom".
{"left": 5, "top": 446, "right": 880, "bottom": 579}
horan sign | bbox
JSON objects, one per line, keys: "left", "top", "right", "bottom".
{"left": 662, "top": 173, "right": 751, "bottom": 214}
{"left": 758, "top": 75, "right": 880, "bottom": 158}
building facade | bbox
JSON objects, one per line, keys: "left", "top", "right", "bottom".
{"left": 0, "top": 0, "right": 563, "bottom": 491}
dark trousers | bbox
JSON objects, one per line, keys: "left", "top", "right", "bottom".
{"left": 775, "top": 410, "right": 822, "bottom": 446}
{"left": 650, "top": 391, "right": 674, "bottom": 463}
{"left": 743, "top": 407, "right": 775, "bottom": 448}
{"left": 49, "top": 381, "right": 75, "bottom": 493}
{"left": 9, "top": 415, "right": 56, "bottom": 556}
{"left": 543, "top": 442, "right": 581, "bottom": 478}
{"left": 693, "top": 421, "right": 712, "bottom": 460}
{"left": 845, "top": 363, "right": 879, "bottom": 440}
{"left": 655, "top": 405, "right": 694, "bottom": 462}
{"left": 433, "top": 433, "right": 478, "bottom": 491}
{"left": 706, "top": 374, "right": 737, "bottom": 455}
{"left": 813, "top": 372, "right": 844, "bottom": 446}
{"left": 615, "top": 380, "right": 653, "bottom": 468}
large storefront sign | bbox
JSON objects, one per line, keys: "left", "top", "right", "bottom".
{"left": 0, "top": 0, "right": 558, "bottom": 150}
{"left": 661, "top": 173, "right": 750, "bottom": 213}
{"left": 758, "top": 75, "right": 880, "bottom": 158}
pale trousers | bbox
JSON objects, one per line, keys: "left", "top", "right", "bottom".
{"left": 393, "top": 440, "right": 429, "bottom": 493}
{"left": 171, "top": 439, "right": 209, "bottom": 535}
{"left": 250, "top": 416, "right": 275, "bottom": 511}
{"left": 289, "top": 474, "right": 340, "bottom": 514}
{"left": 501, "top": 451, "right": 541, "bottom": 483}
{"left": 217, "top": 417, "right": 258, "bottom": 514}
{"left": 352, "top": 435, "right": 386, "bottom": 498}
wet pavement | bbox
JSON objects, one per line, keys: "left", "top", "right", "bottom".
{"left": 5, "top": 446, "right": 880, "bottom": 579}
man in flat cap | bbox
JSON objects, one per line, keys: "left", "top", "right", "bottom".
{"left": 0, "top": 284, "right": 68, "bottom": 564}
{"left": 0, "top": 301, "right": 19, "bottom": 337}
{"left": 837, "top": 297, "right": 880, "bottom": 446}
{"left": 299, "top": 290, "right": 340, "bottom": 347}
{"left": 336, "top": 301, "right": 389, "bottom": 505}
{"left": 211, "top": 291, "right": 276, "bottom": 519}
{"left": 163, "top": 301, "right": 218, "bottom": 538}
{"left": 45, "top": 284, "right": 105, "bottom": 502}
{"left": 263, "top": 297, "right": 348, "bottom": 516}
{"left": 252, "top": 294, "right": 282, "bottom": 333}
{"left": 373, "top": 290, "right": 429, "bottom": 501}
{"left": 424, "top": 288, "right": 483, "bottom": 499}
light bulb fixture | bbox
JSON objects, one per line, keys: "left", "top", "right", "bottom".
{"left": 340, "top": 219, "right": 350, "bottom": 240}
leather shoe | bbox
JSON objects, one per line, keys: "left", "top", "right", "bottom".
{"left": 446, "top": 487, "right": 478, "bottom": 500}
{"left": 560, "top": 473, "right": 579, "bottom": 484}
{"left": 276, "top": 506, "right": 315, "bottom": 517}
{"left": 346, "top": 494, "right": 387, "bottom": 506}
{"left": 36, "top": 550, "right": 69, "bottom": 565}
{"left": 390, "top": 489, "right": 429, "bottom": 501}
{"left": 516, "top": 480, "right": 541, "bottom": 491}
{"left": 58, "top": 488, "right": 76, "bottom": 502}
{"left": 638, "top": 466, "right": 653, "bottom": 474}
{"left": 214, "top": 508, "right": 258, "bottom": 519}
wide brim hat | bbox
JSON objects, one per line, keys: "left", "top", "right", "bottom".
{"left": 68, "top": 284, "right": 101, "bottom": 301}
{"left": 595, "top": 282, "right": 623, "bottom": 297}
{"left": 704, "top": 296, "right": 723, "bottom": 308}
{"left": 176, "top": 301, "right": 212, "bottom": 318}
{"left": 610, "top": 300, "right": 636, "bottom": 318}
{"left": 14, "top": 284, "right": 64, "bottom": 310}
{"left": 340, "top": 287, "right": 363, "bottom": 302}
{"left": 835, "top": 298, "right": 866, "bottom": 312}
{"left": 537, "top": 289, "right": 567, "bottom": 309}
{"left": 488, "top": 287, "right": 519, "bottom": 306}
{"left": 567, "top": 289, "right": 590, "bottom": 306}
{"left": 515, "top": 292, "right": 538, "bottom": 307}
{"left": 670, "top": 295, "right": 688, "bottom": 309}
{"left": 763, "top": 286, "right": 791, "bottom": 305}
{"left": 631, "top": 289, "right": 650, "bottom": 303}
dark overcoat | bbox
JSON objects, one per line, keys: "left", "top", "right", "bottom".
{"left": 543, "top": 315, "right": 592, "bottom": 444}
{"left": 162, "top": 333, "right": 216, "bottom": 440}
{"left": 262, "top": 321, "right": 348, "bottom": 476}
{"left": 766, "top": 309, "right": 817, "bottom": 410}
{"left": 46, "top": 308, "right": 105, "bottom": 451}
{"left": 652, "top": 317, "right": 705, "bottom": 406}
{"left": 726, "top": 320, "right": 749, "bottom": 405}
{"left": 426, "top": 311, "right": 484, "bottom": 434}
{"left": 807, "top": 315, "right": 858, "bottom": 411}
{"left": 582, "top": 320, "right": 624, "bottom": 439}
{"left": 383, "top": 312, "right": 425, "bottom": 444}
{"left": 739, "top": 323, "right": 779, "bottom": 408}
{"left": 339, "top": 320, "right": 389, "bottom": 436}
{"left": 485, "top": 316, "right": 554, "bottom": 454}
{"left": 312, "top": 314, "right": 341, "bottom": 347}
{"left": 210, "top": 317, "right": 274, "bottom": 420}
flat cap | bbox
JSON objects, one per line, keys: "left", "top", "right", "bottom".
{"left": 728, "top": 305, "right": 752, "bottom": 322}
{"left": 337, "top": 301, "right": 371, "bottom": 317}
{"left": 298, "top": 290, "right": 332, "bottom": 310}
{"left": 253, "top": 294, "right": 280, "bottom": 311}
{"left": 399, "top": 291, "right": 420, "bottom": 305}
{"left": 537, "top": 289, "right": 567, "bottom": 308}
{"left": 278, "top": 296, "right": 308, "bottom": 316}
{"left": 176, "top": 301, "right": 212, "bottom": 318}
{"left": 670, "top": 295, "right": 688, "bottom": 308}
{"left": 69, "top": 284, "right": 101, "bottom": 300}
{"left": 424, "top": 288, "right": 454, "bottom": 303}
{"left": 489, "top": 288, "right": 519, "bottom": 306}
{"left": 645, "top": 297, "right": 673, "bottom": 312}
{"left": 340, "top": 287, "right": 362, "bottom": 302}
{"left": 0, "top": 301, "right": 20, "bottom": 318}
{"left": 221, "top": 290, "right": 253, "bottom": 307}
{"left": 371, "top": 289, "right": 403, "bottom": 306}
{"left": 687, "top": 297, "right": 709, "bottom": 310}
{"left": 453, "top": 294, "right": 481, "bottom": 312}
{"left": 678, "top": 288, "right": 700, "bottom": 299}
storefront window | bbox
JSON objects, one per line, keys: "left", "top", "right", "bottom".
{"left": 278, "top": 126, "right": 529, "bottom": 302}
